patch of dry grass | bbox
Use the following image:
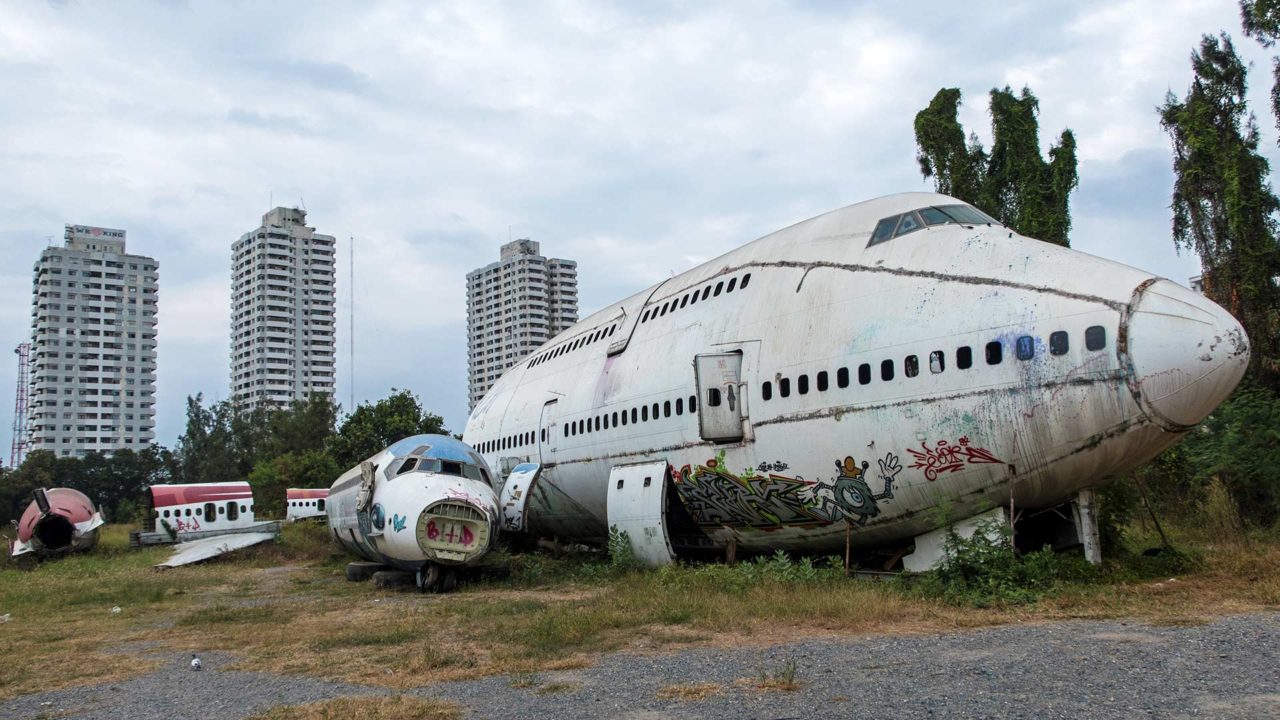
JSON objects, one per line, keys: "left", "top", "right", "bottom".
{"left": 658, "top": 681, "right": 723, "bottom": 701}
{"left": 533, "top": 681, "right": 580, "bottom": 695}
{"left": 245, "top": 695, "right": 460, "bottom": 720}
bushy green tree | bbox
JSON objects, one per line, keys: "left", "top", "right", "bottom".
{"left": 1159, "top": 33, "right": 1280, "bottom": 388}
{"left": 913, "top": 86, "right": 1078, "bottom": 246}
{"left": 247, "top": 449, "right": 341, "bottom": 518}
{"left": 327, "top": 389, "right": 446, "bottom": 468}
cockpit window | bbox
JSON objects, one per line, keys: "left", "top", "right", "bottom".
{"left": 868, "top": 204, "right": 1000, "bottom": 248}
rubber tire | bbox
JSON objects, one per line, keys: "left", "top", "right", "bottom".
{"left": 441, "top": 568, "right": 458, "bottom": 593}
{"left": 417, "top": 563, "right": 441, "bottom": 592}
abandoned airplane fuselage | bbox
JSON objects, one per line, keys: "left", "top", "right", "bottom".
{"left": 327, "top": 435, "right": 501, "bottom": 586}
{"left": 462, "top": 192, "right": 1249, "bottom": 564}
{"left": 10, "top": 487, "right": 105, "bottom": 558}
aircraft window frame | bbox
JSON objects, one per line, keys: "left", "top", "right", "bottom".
{"left": 675, "top": 398, "right": 684, "bottom": 415}
{"left": 870, "top": 215, "right": 899, "bottom": 245}
{"left": 1016, "top": 336, "right": 1035, "bottom": 361}
{"left": 613, "top": 411, "right": 619, "bottom": 426}
{"left": 762, "top": 381, "right": 773, "bottom": 401}
{"left": 957, "top": 346, "right": 973, "bottom": 369}
{"left": 798, "top": 374, "right": 809, "bottom": 395}
{"left": 817, "top": 371, "right": 829, "bottom": 392}
{"left": 603, "top": 414, "right": 610, "bottom": 429}
{"left": 680, "top": 295, "right": 689, "bottom": 308}
{"left": 893, "top": 211, "right": 923, "bottom": 237}
{"left": 642, "top": 405, "right": 649, "bottom": 422}
{"left": 631, "top": 408, "right": 639, "bottom": 424}
{"left": 741, "top": 273, "right": 751, "bottom": 289}
{"left": 881, "top": 359, "right": 894, "bottom": 382}
{"left": 779, "top": 377, "right": 791, "bottom": 398}
{"left": 690, "top": 290, "right": 699, "bottom": 305}
{"left": 714, "top": 281, "right": 724, "bottom": 297}
{"left": 707, "top": 388, "right": 722, "bottom": 407}
{"left": 689, "top": 395, "right": 697, "bottom": 413}
{"left": 929, "top": 350, "right": 945, "bottom": 374}
{"left": 621, "top": 410, "right": 629, "bottom": 426}
{"left": 702, "top": 287, "right": 711, "bottom": 301}
{"left": 837, "top": 367, "right": 849, "bottom": 388}
{"left": 858, "top": 363, "right": 871, "bottom": 385}
{"left": 727, "top": 277, "right": 737, "bottom": 293}
{"left": 1085, "top": 325, "right": 1107, "bottom": 351}
{"left": 664, "top": 401, "right": 672, "bottom": 418}
{"left": 905, "top": 355, "right": 920, "bottom": 378}
{"left": 986, "top": 341, "right": 1003, "bottom": 365}
{"left": 1049, "top": 331, "right": 1069, "bottom": 356}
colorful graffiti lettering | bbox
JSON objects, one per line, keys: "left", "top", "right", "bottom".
{"left": 173, "top": 518, "right": 201, "bottom": 533}
{"left": 756, "top": 460, "right": 790, "bottom": 473}
{"left": 906, "top": 436, "right": 1003, "bottom": 481}
{"left": 391, "top": 513, "right": 407, "bottom": 532}
{"left": 671, "top": 450, "right": 903, "bottom": 529}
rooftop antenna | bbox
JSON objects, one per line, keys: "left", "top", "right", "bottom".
{"left": 299, "top": 196, "right": 307, "bottom": 212}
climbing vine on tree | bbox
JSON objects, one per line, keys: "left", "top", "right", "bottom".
{"left": 913, "top": 86, "right": 1078, "bottom": 247}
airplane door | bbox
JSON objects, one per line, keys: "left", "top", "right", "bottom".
{"left": 537, "top": 399, "right": 558, "bottom": 464}
{"left": 694, "top": 351, "right": 745, "bottom": 442}
{"left": 606, "top": 460, "right": 676, "bottom": 566}
{"left": 500, "top": 462, "right": 541, "bottom": 532}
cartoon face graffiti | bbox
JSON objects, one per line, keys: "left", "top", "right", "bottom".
{"left": 807, "top": 453, "right": 903, "bottom": 525}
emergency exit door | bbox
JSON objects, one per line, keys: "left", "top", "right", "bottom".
{"left": 694, "top": 351, "right": 745, "bottom": 442}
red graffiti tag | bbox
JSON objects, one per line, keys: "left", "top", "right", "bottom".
{"left": 907, "top": 437, "right": 1003, "bottom": 482}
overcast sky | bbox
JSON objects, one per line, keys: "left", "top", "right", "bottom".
{"left": 1, "top": 0, "right": 1275, "bottom": 454}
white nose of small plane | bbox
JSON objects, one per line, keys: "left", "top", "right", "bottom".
{"left": 1123, "top": 279, "right": 1250, "bottom": 430}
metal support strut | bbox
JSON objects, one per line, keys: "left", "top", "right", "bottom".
{"left": 1076, "top": 488, "right": 1102, "bottom": 565}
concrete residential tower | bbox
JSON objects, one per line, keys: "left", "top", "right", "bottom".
{"left": 28, "top": 225, "right": 158, "bottom": 457}
{"left": 466, "top": 239, "right": 578, "bottom": 408}
{"left": 230, "top": 207, "right": 336, "bottom": 410}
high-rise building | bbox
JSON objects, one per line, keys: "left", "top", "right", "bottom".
{"left": 466, "top": 239, "right": 578, "bottom": 408}
{"left": 27, "top": 225, "right": 158, "bottom": 457}
{"left": 230, "top": 207, "right": 336, "bottom": 411}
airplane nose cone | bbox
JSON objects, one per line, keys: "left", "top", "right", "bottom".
{"left": 1123, "top": 279, "right": 1250, "bottom": 430}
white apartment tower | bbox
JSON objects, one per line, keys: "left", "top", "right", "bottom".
{"left": 230, "top": 207, "right": 336, "bottom": 410}
{"left": 466, "top": 238, "right": 578, "bottom": 408}
{"left": 28, "top": 225, "right": 158, "bottom": 457}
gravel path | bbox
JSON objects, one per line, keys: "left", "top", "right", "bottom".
{"left": 4, "top": 613, "right": 1277, "bottom": 719}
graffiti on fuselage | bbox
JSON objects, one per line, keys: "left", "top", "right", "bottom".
{"left": 671, "top": 450, "right": 904, "bottom": 529}
{"left": 906, "top": 437, "right": 1003, "bottom": 481}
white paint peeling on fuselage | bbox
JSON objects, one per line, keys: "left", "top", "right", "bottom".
{"left": 463, "top": 192, "right": 1249, "bottom": 555}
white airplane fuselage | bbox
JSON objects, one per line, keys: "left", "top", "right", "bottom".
{"left": 462, "top": 192, "right": 1248, "bottom": 557}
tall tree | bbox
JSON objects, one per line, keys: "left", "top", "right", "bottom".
{"left": 327, "top": 389, "right": 446, "bottom": 468}
{"left": 1240, "top": 0, "right": 1280, "bottom": 136}
{"left": 913, "top": 86, "right": 1078, "bottom": 246}
{"left": 1159, "top": 33, "right": 1280, "bottom": 387}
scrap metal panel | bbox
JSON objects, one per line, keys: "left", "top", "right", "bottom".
{"left": 606, "top": 460, "right": 675, "bottom": 566}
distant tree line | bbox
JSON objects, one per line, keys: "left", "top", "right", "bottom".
{"left": 0, "top": 389, "right": 445, "bottom": 527}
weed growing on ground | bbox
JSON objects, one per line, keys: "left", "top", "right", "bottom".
{"left": 911, "top": 517, "right": 1079, "bottom": 606}
{"left": 657, "top": 682, "right": 723, "bottom": 701}
{"left": 747, "top": 657, "right": 802, "bottom": 692}
{"left": 245, "top": 695, "right": 460, "bottom": 720}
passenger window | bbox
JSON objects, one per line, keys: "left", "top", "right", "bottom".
{"left": 727, "top": 277, "right": 737, "bottom": 292}
{"left": 708, "top": 388, "right": 722, "bottom": 407}
{"left": 817, "top": 371, "right": 829, "bottom": 392}
{"left": 881, "top": 359, "right": 894, "bottom": 381}
{"left": 631, "top": 408, "right": 638, "bottom": 424}
{"left": 837, "top": 367, "right": 849, "bottom": 388}
{"left": 762, "top": 381, "right": 773, "bottom": 401}
{"left": 957, "top": 346, "right": 973, "bottom": 369}
{"left": 603, "top": 414, "right": 610, "bottom": 429}
{"left": 675, "top": 398, "right": 683, "bottom": 415}
{"left": 226, "top": 502, "right": 238, "bottom": 521}
{"left": 1016, "top": 336, "right": 1035, "bottom": 361}
{"left": 612, "top": 411, "right": 619, "bottom": 426}
{"left": 1049, "top": 331, "right": 1068, "bottom": 356}
{"left": 1086, "top": 325, "right": 1107, "bottom": 351}
{"left": 741, "top": 273, "right": 751, "bottom": 289}
{"left": 690, "top": 290, "right": 699, "bottom": 304}
{"left": 642, "top": 310, "right": 650, "bottom": 323}
{"left": 652, "top": 402, "right": 660, "bottom": 419}
{"left": 621, "top": 410, "right": 628, "bottom": 426}
{"left": 664, "top": 401, "right": 671, "bottom": 418}
{"left": 642, "top": 405, "right": 649, "bottom": 421}
{"left": 986, "top": 341, "right": 1003, "bottom": 365}
{"left": 595, "top": 417, "right": 601, "bottom": 431}
{"left": 798, "top": 375, "right": 809, "bottom": 395}
{"left": 702, "top": 287, "right": 711, "bottom": 301}
{"left": 929, "top": 351, "right": 945, "bottom": 374}
{"left": 905, "top": 355, "right": 919, "bottom": 377}
{"left": 689, "top": 395, "right": 697, "bottom": 413}
{"left": 858, "top": 363, "right": 871, "bottom": 385}
{"left": 714, "top": 281, "right": 724, "bottom": 297}
{"left": 660, "top": 303, "right": 668, "bottom": 317}
{"left": 894, "top": 211, "right": 923, "bottom": 236}
{"left": 780, "top": 378, "right": 791, "bottom": 398}
{"left": 870, "top": 215, "right": 899, "bottom": 245}
{"left": 680, "top": 295, "right": 689, "bottom": 308}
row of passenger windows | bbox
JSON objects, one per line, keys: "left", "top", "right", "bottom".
{"left": 529, "top": 322, "right": 619, "bottom": 368}
{"left": 761, "top": 326, "right": 1108, "bottom": 401}
{"left": 563, "top": 395, "right": 699, "bottom": 437}
{"left": 288, "top": 499, "right": 325, "bottom": 509}
{"left": 641, "top": 273, "right": 751, "bottom": 325}
{"left": 157, "top": 502, "right": 249, "bottom": 520}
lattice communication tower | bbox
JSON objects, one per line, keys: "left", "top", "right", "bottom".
{"left": 11, "top": 342, "right": 31, "bottom": 468}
